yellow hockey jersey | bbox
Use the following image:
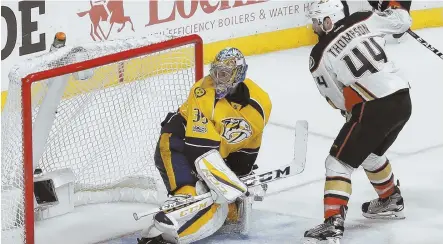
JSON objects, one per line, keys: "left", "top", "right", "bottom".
{"left": 161, "top": 76, "right": 272, "bottom": 175}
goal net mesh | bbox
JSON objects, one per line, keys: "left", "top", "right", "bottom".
{"left": 1, "top": 35, "right": 202, "bottom": 243}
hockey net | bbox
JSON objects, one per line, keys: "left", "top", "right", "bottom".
{"left": 1, "top": 34, "right": 203, "bottom": 243}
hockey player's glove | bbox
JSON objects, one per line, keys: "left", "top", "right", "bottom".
{"left": 368, "top": 0, "right": 411, "bottom": 11}
{"left": 368, "top": 0, "right": 389, "bottom": 11}
{"left": 224, "top": 151, "right": 258, "bottom": 177}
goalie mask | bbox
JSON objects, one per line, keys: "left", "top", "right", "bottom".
{"left": 307, "top": 0, "right": 345, "bottom": 34}
{"left": 209, "top": 47, "right": 248, "bottom": 99}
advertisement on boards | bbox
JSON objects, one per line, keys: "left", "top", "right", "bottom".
{"left": 1, "top": 0, "right": 316, "bottom": 91}
{"left": 1, "top": 0, "right": 314, "bottom": 91}
{"left": 2, "top": 0, "right": 442, "bottom": 91}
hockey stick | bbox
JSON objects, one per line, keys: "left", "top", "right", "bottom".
{"left": 133, "top": 120, "right": 309, "bottom": 221}
{"left": 132, "top": 164, "right": 293, "bottom": 221}
{"left": 242, "top": 120, "right": 308, "bottom": 186}
{"left": 132, "top": 164, "right": 295, "bottom": 221}
{"left": 132, "top": 161, "right": 301, "bottom": 220}
{"left": 133, "top": 192, "right": 213, "bottom": 220}
{"left": 407, "top": 29, "right": 443, "bottom": 60}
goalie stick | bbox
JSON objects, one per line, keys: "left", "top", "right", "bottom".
{"left": 242, "top": 120, "right": 308, "bottom": 186}
{"left": 133, "top": 120, "right": 308, "bottom": 221}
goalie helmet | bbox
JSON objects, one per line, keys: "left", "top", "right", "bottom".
{"left": 307, "top": 0, "right": 345, "bottom": 33}
{"left": 209, "top": 47, "right": 248, "bottom": 99}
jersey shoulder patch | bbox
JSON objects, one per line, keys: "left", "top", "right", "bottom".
{"left": 192, "top": 76, "right": 213, "bottom": 99}
{"left": 187, "top": 77, "right": 216, "bottom": 120}
{"left": 194, "top": 87, "right": 206, "bottom": 98}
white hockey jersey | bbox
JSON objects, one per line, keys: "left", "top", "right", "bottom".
{"left": 309, "top": 8, "right": 412, "bottom": 111}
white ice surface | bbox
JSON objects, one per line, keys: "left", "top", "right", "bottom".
{"left": 31, "top": 27, "right": 443, "bottom": 244}
{"left": 35, "top": 203, "right": 156, "bottom": 244}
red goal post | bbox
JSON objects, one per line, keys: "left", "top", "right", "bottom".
{"left": 5, "top": 34, "right": 203, "bottom": 244}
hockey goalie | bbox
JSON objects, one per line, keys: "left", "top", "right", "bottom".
{"left": 137, "top": 47, "right": 272, "bottom": 244}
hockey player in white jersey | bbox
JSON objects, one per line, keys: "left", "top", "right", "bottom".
{"left": 304, "top": 0, "right": 412, "bottom": 242}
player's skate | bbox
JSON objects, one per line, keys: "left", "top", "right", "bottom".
{"left": 361, "top": 183, "right": 405, "bottom": 219}
{"left": 303, "top": 206, "right": 347, "bottom": 244}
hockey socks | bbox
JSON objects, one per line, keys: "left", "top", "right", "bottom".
{"left": 324, "top": 176, "right": 352, "bottom": 219}
{"left": 364, "top": 160, "right": 395, "bottom": 199}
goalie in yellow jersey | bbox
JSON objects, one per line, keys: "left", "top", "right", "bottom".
{"left": 138, "top": 47, "right": 272, "bottom": 244}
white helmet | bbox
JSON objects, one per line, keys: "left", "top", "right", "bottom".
{"left": 307, "top": 0, "right": 345, "bottom": 32}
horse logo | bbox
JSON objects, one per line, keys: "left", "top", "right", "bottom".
{"left": 77, "top": 0, "right": 134, "bottom": 41}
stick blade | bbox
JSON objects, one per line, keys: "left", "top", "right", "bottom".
{"left": 290, "top": 120, "right": 309, "bottom": 175}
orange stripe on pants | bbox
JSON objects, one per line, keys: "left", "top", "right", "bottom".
{"left": 336, "top": 122, "right": 357, "bottom": 158}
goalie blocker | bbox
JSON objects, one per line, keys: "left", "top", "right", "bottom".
{"left": 195, "top": 150, "right": 248, "bottom": 204}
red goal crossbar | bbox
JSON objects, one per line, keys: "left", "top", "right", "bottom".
{"left": 20, "top": 34, "right": 203, "bottom": 244}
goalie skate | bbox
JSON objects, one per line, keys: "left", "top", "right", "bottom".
{"left": 137, "top": 235, "right": 172, "bottom": 244}
{"left": 362, "top": 184, "right": 405, "bottom": 220}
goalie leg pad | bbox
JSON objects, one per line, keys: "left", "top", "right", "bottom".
{"left": 195, "top": 150, "right": 247, "bottom": 204}
{"left": 176, "top": 203, "right": 228, "bottom": 244}
{"left": 154, "top": 212, "right": 180, "bottom": 243}
{"left": 142, "top": 185, "right": 229, "bottom": 244}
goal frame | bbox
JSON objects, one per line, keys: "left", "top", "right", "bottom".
{"left": 20, "top": 34, "right": 204, "bottom": 244}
